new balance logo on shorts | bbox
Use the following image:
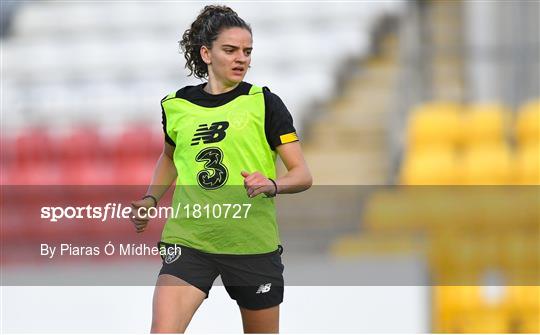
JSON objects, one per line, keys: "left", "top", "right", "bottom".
{"left": 256, "top": 283, "right": 272, "bottom": 294}
{"left": 191, "top": 121, "right": 229, "bottom": 146}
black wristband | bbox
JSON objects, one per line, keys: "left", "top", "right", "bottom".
{"left": 142, "top": 194, "right": 158, "bottom": 207}
{"left": 267, "top": 178, "right": 278, "bottom": 198}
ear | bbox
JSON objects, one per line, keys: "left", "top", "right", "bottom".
{"left": 200, "top": 45, "right": 211, "bottom": 65}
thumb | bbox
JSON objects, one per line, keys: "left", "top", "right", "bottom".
{"left": 131, "top": 199, "right": 145, "bottom": 208}
{"left": 241, "top": 171, "right": 250, "bottom": 178}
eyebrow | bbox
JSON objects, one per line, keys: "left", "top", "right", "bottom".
{"left": 222, "top": 44, "right": 253, "bottom": 50}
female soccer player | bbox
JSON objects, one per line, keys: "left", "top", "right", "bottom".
{"left": 130, "top": 5, "right": 312, "bottom": 333}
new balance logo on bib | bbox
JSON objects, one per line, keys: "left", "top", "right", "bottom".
{"left": 191, "top": 121, "right": 229, "bottom": 145}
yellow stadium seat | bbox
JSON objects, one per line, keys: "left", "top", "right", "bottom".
{"left": 494, "top": 188, "right": 540, "bottom": 231}
{"left": 461, "top": 309, "right": 509, "bottom": 333}
{"left": 329, "top": 233, "right": 419, "bottom": 257}
{"left": 362, "top": 189, "right": 474, "bottom": 234}
{"left": 406, "top": 102, "right": 462, "bottom": 151}
{"left": 503, "top": 286, "right": 540, "bottom": 332}
{"left": 400, "top": 146, "right": 460, "bottom": 185}
{"left": 461, "top": 144, "right": 514, "bottom": 184}
{"left": 500, "top": 233, "right": 540, "bottom": 282}
{"left": 463, "top": 103, "right": 510, "bottom": 146}
{"left": 516, "top": 99, "right": 540, "bottom": 146}
{"left": 503, "top": 286, "right": 540, "bottom": 315}
{"left": 429, "top": 233, "right": 487, "bottom": 284}
{"left": 515, "top": 144, "right": 540, "bottom": 184}
{"left": 433, "top": 286, "right": 511, "bottom": 333}
{"left": 434, "top": 286, "right": 484, "bottom": 313}
{"left": 361, "top": 190, "right": 422, "bottom": 231}
{"left": 519, "top": 312, "right": 540, "bottom": 333}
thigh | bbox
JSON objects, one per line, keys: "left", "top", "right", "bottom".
{"left": 152, "top": 244, "right": 219, "bottom": 333}
{"left": 239, "top": 305, "right": 280, "bottom": 333}
{"left": 219, "top": 248, "right": 284, "bottom": 311}
{"left": 158, "top": 243, "right": 219, "bottom": 297}
{"left": 151, "top": 274, "right": 206, "bottom": 333}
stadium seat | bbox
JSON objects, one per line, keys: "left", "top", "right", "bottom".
{"left": 499, "top": 233, "right": 539, "bottom": 280}
{"left": 14, "top": 128, "right": 55, "bottom": 169}
{"left": 433, "top": 286, "right": 512, "bottom": 333}
{"left": 515, "top": 99, "right": 540, "bottom": 146}
{"left": 1, "top": 134, "right": 16, "bottom": 172}
{"left": 110, "top": 126, "right": 161, "bottom": 185}
{"left": 433, "top": 286, "right": 484, "bottom": 316}
{"left": 461, "top": 144, "right": 514, "bottom": 184}
{"left": 5, "top": 129, "right": 61, "bottom": 184}
{"left": 514, "top": 144, "right": 540, "bottom": 184}
{"left": 56, "top": 128, "right": 116, "bottom": 185}
{"left": 400, "top": 146, "right": 460, "bottom": 185}
{"left": 462, "top": 103, "right": 509, "bottom": 147}
{"left": 361, "top": 190, "right": 424, "bottom": 232}
{"left": 405, "top": 102, "right": 462, "bottom": 151}
{"left": 504, "top": 187, "right": 540, "bottom": 230}
{"left": 57, "top": 128, "right": 101, "bottom": 162}
{"left": 503, "top": 286, "right": 540, "bottom": 316}
{"left": 362, "top": 189, "right": 466, "bottom": 233}
{"left": 329, "top": 233, "right": 419, "bottom": 257}
{"left": 429, "top": 233, "right": 485, "bottom": 284}
{"left": 112, "top": 126, "right": 162, "bottom": 162}
{"left": 519, "top": 312, "right": 540, "bottom": 333}
{"left": 461, "top": 309, "right": 509, "bottom": 333}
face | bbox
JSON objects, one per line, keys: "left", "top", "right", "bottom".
{"left": 201, "top": 27, "right": 253, "bottom": 85}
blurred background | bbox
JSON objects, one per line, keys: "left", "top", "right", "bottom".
{"left": 1, "top": 0, "right": 539, "bottom": 333}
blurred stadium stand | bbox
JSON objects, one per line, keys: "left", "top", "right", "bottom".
{"left": 1, "top": 1, "right": 401, "bottom": 186}
{"left": 327, "top": 0, "right": 539, "bottom": 333}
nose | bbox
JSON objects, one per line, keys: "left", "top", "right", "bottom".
{"left": 235, "top": 50, "right": 248, "bottom": 64}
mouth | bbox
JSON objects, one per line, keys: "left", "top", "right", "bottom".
{"left": 232, "top": 67, "right": 245, "bottom": 74}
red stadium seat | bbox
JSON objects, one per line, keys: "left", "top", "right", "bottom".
{"left": 14, "top": 128, "right": 56, "bottom": 169}
{"left": 57, "top": 128, "right": 114, "bottom": 185}
{"left": 111, "top": 126, "right": 162, "bottom": 185}
{"left": 113, "top": 126, "right": 162, "bottom": 162}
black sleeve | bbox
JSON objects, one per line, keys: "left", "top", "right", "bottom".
{"left": 161, "top": 96, "right": 176, "bottom": 146}
{"left": 263, "top": 87, "right": 299, "bottom": 150}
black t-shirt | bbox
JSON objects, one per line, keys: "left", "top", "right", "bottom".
{"left": 161, "top": 81, "right": 298, "bottom": 150}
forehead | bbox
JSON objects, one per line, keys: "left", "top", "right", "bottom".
{"left": 215, "top": 27, "right": 252, "bottom": 47}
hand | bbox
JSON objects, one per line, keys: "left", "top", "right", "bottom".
{"left": 130, "top": 198, "right": 156, "bottom": 233}
{"left": 241, "top": 171, "right": 276, "bottom": 198}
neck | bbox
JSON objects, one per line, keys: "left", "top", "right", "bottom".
{"left": 204, "top": 76, "right": 240, "bottom": 95}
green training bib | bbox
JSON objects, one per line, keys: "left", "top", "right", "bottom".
{"left": 161, "top": 85, "right": 280, "bottom": 254}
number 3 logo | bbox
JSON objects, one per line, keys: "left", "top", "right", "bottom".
{"left": 195, "top": 147, "right": 228, "bottom": 190}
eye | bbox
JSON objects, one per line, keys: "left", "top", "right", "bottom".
{"left": 245, "top": 50, "right": 252, "bottom": 56}
{"left": 224, "top": 49, "right": 233, "bottom": 54}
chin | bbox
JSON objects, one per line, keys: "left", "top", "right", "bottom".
{"left": 227, "top": 76, "right": 244, "bottom": 84}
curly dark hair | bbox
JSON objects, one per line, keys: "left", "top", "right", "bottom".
{"left": 179, "top": 5, "right": 252, "bottom": 79}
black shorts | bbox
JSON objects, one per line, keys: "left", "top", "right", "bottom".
{"left": 158, "top": 242, "right": 284, "bottom": 310}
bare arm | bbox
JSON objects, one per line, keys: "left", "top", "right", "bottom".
{"left": 274, "top": 141, "right": 312, "bottom": 194}
{"left": 242, "top": 141, "right": 312, "bottom": 197}
{"left": 130, "top": 141, "right": 177, "bottom": 232}
{"left": 145, "top": 141, "right": 177, "bottom": 201}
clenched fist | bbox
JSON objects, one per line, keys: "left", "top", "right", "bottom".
{"left": 129, "top": 197, "right": 156, "bottom": 233}
{"left": 241, "top": 171, "right": 277, "bottom": 198}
